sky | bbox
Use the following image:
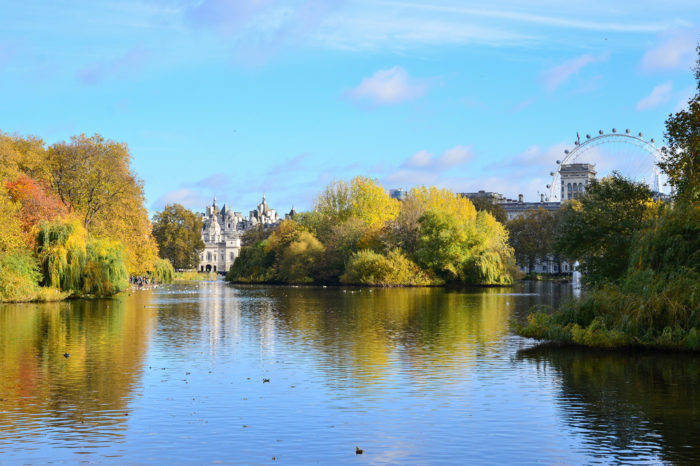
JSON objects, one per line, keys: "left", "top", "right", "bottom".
{"left": 1, "top": 0, "right": 699, "bottom": 213}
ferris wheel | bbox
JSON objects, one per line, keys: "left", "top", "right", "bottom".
{"left": 546, "top": 128, "right": 666, "bottom": 202}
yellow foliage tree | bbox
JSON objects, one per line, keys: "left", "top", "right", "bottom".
{"left": 407, "top": 186, "right": 477, "bottom": 222}
{"left": 350, "top": 176, "right": 399, "bottom": 228}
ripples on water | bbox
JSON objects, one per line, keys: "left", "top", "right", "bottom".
{"left": 1, "top": 282, "right": 698, "bottom": 464}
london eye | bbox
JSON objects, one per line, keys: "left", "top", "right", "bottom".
{"left": 546, "top": 129, "right": 667, "bottom": 202}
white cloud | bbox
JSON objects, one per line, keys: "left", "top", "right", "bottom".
{"left": 152, "top": 188, "right": 210, "bottom": 210}
{"left": 541, "top": 54, "right": 605, "bottom": 92}
{"left": 402, "top": 145, "right": 473, "bottom": 170}
{"left": 346, "top": 66, "right": 426, "bottom": 105}
{"left": 641, "top": 28, "right": 698, "bottom": 71}
{"left": 636, "top": 81, "right": 673, "bottom": 110}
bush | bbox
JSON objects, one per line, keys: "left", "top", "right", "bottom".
{"left": 341, "top": 249, "right": 440, "bottom": 286}
{"left": 0, "top": 250, "right": 41, "bottom": 302}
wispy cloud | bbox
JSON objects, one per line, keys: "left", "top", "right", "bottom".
{"left": 636, "top": 81, "right": 674, "bottom": 110}
{"left": 194, "top": 172, "right": 233, "bottom": 191}
{"left": 346, "top": 66, "right": 427, "bottom": 105}
{"left": 641, "top": 27, "right": 699, "bottom": 71}
{"left": 76, "top": 46, "right": 149, "bottom": 85}
{"left": 381, "top": 1, "right": 668, "bottom": 33}
{"left": 384, "top": 145, "right": 474, "bottom": 186}
{"left": 540, "top": 54, "right": 606, "bottom": 92}
{"left": 152, "top": 188, "right": 210, "bottom": 210}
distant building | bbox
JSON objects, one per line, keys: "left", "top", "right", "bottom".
{"left": 390, "top": 188, "right": 408, "bottom": 201}
{"left": 560, "top": 163, "right": 596, "bottom": 201}
{"left": 198, "top": 195, "right": 281, "bottom": 274}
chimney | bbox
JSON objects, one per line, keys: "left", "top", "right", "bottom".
{"left": 518, "top": 194, "right": 523, "bottom": 203}
{"left": 540, "top": 193, "right": 545, "bottom": 203}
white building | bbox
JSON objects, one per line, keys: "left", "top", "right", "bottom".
{"left": 198, "top": 195, "right": 281, "bottom": 274}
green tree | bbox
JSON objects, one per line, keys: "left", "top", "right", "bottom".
{"left": 152, "top": 204, "right": 205, "bottom": 270}
{"left": 554, "top": 174, "right": 660, "bottom": 286}
{"left": 660, "top": 46, "right": 700, "bottom": 202}
{"left": 508, "top": 208, "right": 556, "bottom": 274}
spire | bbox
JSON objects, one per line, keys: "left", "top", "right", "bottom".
{"left": 213, "top": 195, "right": 217, "bottom": 206}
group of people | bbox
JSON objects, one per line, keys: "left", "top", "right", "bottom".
{"left": 129, "top": 276, "right": 156, "bottom": 287}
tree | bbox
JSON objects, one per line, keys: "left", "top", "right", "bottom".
{"left": 45, "top": 134, "right": 159, "bottom": 275}
{"left": 46, "top": 134, "right": 140, "bottom": 229}
{"left": 554, "top": 174, "right": 661, "bottom": 286}
{"left": 469, "top": 196, "right": 508, "bottom": 224}
{"left": 152, "top": 204, "right": 205, "bottom": 270}
{"left": 349, "top": 176, "right": 400, "bottom": 228}
{"left": 507, "top": 208, "right": 556, "bottom": 274}
{"left": 660, "top": 45, "right": 700, "bottom": 202}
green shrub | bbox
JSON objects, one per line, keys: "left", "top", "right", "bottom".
{"left": 0, "top": 250, "right": 41, "bottom": 302}
{"left": 341, "top": 249, "right": 439, "bottom": 286}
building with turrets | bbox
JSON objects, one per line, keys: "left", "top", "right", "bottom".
{"left": 198, "top": 195, "right": 281, "bottom": 273}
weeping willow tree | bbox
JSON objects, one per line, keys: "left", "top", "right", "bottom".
{"left": 82, "top": 238, "right": 128, "bottom": 296}
{"left": 35, "top": 219, "right": 87, "bottom": 291}
{"left": 153, "top": 258, "right": 174, "bottom": 284}
{"left": 463, "top": 211, "right": 516, "bottom": 285}
{"left": 35, "top": 219, "right": 128, "bottom": 296}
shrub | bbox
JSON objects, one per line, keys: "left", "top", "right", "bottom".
{"left": 0, "top": 250, "right": 40, "bottom": 302}
{"left": 341, "top": 249, "right": 439, "bottom": 286}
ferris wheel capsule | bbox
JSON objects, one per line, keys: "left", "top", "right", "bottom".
{"left": 556, "top": 160, "right": 561, "bottom": 164}
{"left": 638, "top": 132, "right": 643, "bottom": 137}
{"left": 651, "top": 138, "right": 655, "bottom": 143}
{"left": 586, "top": 134, "right": 591, "bottom": 139}
{"left": 564, "top": 150, "right": 569, "bottom": 154}
{"left": 612, "top": 128, "right": 617, "bottom": 133}
{"left": 626, "top": 129, "right": 630, "bottom": 134}
{"left": 599, "top": 130, "right": 604, "bottom": 135}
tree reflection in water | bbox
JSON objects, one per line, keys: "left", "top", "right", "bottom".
{"left": 0, "top": 292, "right": 156, "bottom": 451}
{"left": 517, "top": 344, "right": 700, "bottom": 464}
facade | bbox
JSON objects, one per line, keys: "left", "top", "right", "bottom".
{"left": 390, "top": 188, "right": 408, "bottom": 201}
{"left": 198, "top": 195, "right": 281, "bottom": 274}
{"left": 560, "top": 163, "right": 596, "bottom": 201}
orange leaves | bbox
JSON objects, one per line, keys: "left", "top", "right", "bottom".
{"left": 5, "top": 174, "right": 69, "bottom": 247}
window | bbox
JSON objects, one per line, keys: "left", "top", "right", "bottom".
{"left": 567, "top": 183, "right": 572, "bottom": 200}
{"left": 207, "top": 252, "right": 211, "bottom": 260}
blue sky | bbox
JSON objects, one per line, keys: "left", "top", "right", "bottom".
{"left": 1, "top": 0, "right": 698, "bottom": 213}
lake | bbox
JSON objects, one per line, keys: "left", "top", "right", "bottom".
{"left": 1, "top": 282, "right": 699, "bottom": 464}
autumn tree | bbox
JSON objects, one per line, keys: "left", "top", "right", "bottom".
{"left": 152, "top": 204, "right": 205, "bottom": 270}
{"left": 45, "top": 134, "right": 159, "bottom": 275}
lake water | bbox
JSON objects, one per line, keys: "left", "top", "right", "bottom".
{"left": 1, "top": 282, "right": 699, "bottom": 464}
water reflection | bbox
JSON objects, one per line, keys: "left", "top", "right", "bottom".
{"left": 0, "top": 292, "right": 156, "bottom": 452}
{"left": 2, "top": 282, "right": 696, "bottom": 463}
{"left": 517, "top": 345, "right": 700, "bottom": 464}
